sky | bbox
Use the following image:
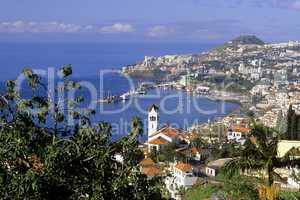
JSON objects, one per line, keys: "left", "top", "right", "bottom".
{"left": 1, "top": 0, "right": 300, "bottom": 43}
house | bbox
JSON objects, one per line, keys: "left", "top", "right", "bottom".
{"left": 190, "top": 147, "right": 209, "bottom": 161}
{"left": 147, "top": 105, "right": 183, "bottom": 152}
{"left": 173, "top": 163, "right": 197, "bottom": 188}
{"left": 165, "top": 162, "right": 198, "bottom": 199}
{"left": 227, "top": 125, "right": 250, "bottom": 144}
{"left": 206, "top": 158, "right": 232, "bottom": 177}
{"left": 277, "top": 140, "right": 300, "bottom": 158}
{"left": 139, "top": 158, "right": 161, "bottom": 179}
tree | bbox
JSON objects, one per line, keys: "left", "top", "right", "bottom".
{"left": 276, "top": 110, "right": 287, "bottom": 137}
{"left": 223, "top": 124, "right": 300, "bottom": 199}
{"left": 0, "top": 67, "right": 162, "bottom": 199}
{"left": 191, "top": 136, "right": 208, "bottom": 149}
{"left": 286, "top": 105, "right": 300, "bottom": 140}
{"left": 160, "top": 141, "right": 177, "bottom": 163}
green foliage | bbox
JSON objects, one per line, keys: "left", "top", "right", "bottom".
{"left": 278, "top": 191, "right": 300, "bottom": 200}
{"left": 286, "top": 105, "right": 300, "bottom": 140}
{"left": 191, "top": 137, "right": 208, "bottom": 149}
{"left": 60, "top": 64, "right": 73, "bottom": 78}
{"left": 230, "top": 35, "right": 265, "bottom": 45}
{"left": 160, "top": 142, "right": 177, "bottom": 162}
{"left": 276, "top": 110, "right": 287, "bottom": 137}
{"left": 0, "top": 67, "right": 162, "bottom": 199}
{"left": 211, "top": 142, "right": 242, "bottom": 160}
{"left": 183, "top": 185, "right": 219, "bottom": 200}
{"left": 149, "top": 142, "right": 178, "bottom": 163}
{"left": 223, "top": 123, "right": 300, "bottom": 186}
{"left": 219, "top": 175, "right": 259, "bottom": 200}
{"left": 184, "top": 176, "right": 259, "bottom": 200}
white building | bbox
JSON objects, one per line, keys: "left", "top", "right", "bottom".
{"left": 227, "top": 126, "right": 250, "bottom": 144}
{"left": 148, "top": 104, "right": 159, "bottom": 139}
{"left": 206, "top": 158, "right": 233, "bottom": 177}
{"left": 147, "top": 105, "right": 182, "bottom": 152}
{"left": 148, "top": 126, "right": 182, "bottom": 152}
{"left": 166, "top": 162, "right": 198, "bottom": 199}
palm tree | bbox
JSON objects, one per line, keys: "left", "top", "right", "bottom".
{"left": 223, "top": 123, "right": 300, "bottom": 187}
{"left": 191, "top": 136, "right": 208, "bottom": 149}
{"left": 130, "top": 116, "right": 143, "bottom": 140}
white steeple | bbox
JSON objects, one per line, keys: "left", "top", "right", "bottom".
{"left": 148, "top": 104, "right": 159, "bottom": 139}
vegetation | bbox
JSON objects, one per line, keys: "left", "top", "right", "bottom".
{"left": 183, "top": 185, "right": 219, "bottom": 200}
{"left": 278, "top": 191, "right": 300, "bottom": 200}
{"left": 124, "top": 68, "right": 168, "bottom": 80}
{"left": 211, "top": 142, "right": 242, "bottom": 160}
{"left": 215, "top": 35, "right": 265, "bottom": 51}
{"left": 276, "top": 110, "right": 287, "bottom": 137}
{"left": 0, "top": 67, "right": 162, "bottom": 199}
{"left": 223, "top": 123, "right": 300, "bottom": 199}
{"left": 224, "top": 124, "right": 300, "bottom": 185}
{"left": 183, "top": 175, "right": 259, "bottom": 200}
{"left": 230, "top": 35, "right": 265, "bottom": 45}
{"left": 191, "top": 136, "right": 208, "bottom": 149}
{"left": 286, "top": 105, "right": 300, "bottom": 140}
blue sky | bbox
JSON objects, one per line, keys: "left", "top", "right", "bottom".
{"left": 1, "top": 0, "right": 300, "bottom": 43}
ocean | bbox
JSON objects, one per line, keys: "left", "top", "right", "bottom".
{"left": 0, "top": 42, "right": 239, "bottom": 138}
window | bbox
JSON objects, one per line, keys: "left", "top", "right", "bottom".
{"left": 150, "top": 116, "right": 156, "bottom": 121}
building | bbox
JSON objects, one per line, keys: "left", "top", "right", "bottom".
{"left": 227, "top": 125, "right": 250, "bottom": 144}
{"left": 173, "top": 163, "right": 197, "bottom": 188}
{"left": 147, "top": 105, "right": 183, "bottom": 152}
{"left": 165, "top": 162, "right": 198, "bottom": 199}
{"left": 148, "top": 126, "right": 182, "bottom": 152}
{"left": 139, "top": 158, "right": 161, "bottom": 180}
{"left": 190, "top": 147, "right": 209, "bottom": 161}
{"left": 277, "top": 140, "right": 300, "bottom": 158}
{"left": 206, "top": 158, "right": 233, "bottom": 177}
{"left": 148, "top": 104, "right": 159, "bottom": 139}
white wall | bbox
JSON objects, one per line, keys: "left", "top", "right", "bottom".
{"left": 206, "top": 167, "right": 216, "bottom": 177}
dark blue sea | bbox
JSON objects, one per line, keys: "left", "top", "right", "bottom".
{"left": 0, "top": 42, "right": 239, "bottom": 138}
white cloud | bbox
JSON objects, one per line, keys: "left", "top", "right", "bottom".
{"left": 0, "top": 20, "right": 85, "bottom": 33}
{"left": 147, "top": 25, "right": 174, "bottom": 38}
{"left": 99, "top": 23, "right": 134, "bottom": 34}
{"left": 0, "top": 21, "right": 136, "bottom": 34}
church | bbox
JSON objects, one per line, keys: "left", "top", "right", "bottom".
{"left": 146, "top": 104, "right": 183, "bottom": 152}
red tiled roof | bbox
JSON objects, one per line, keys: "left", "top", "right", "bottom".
{"left": 151, "top": 126, "right": 181, "bottom": 138}
{"left": 142, "top": 166, "right": 161, "bottom": 177}
{"left": 148, "top": 137, "right": 169, "bottom": 145}
{"left": 175, "top": 162, "right": 192, "bottom": 171}
{"left": 229, "top": 126, "right": 250, "bottom": 133}
{"left": 139, "top": 158, "right": 155, "bottom": 167}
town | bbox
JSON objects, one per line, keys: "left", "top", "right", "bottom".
{"left": 121, "top": 35, "right": 300, "bottom": 199}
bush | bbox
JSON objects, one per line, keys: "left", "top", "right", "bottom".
{"left": 278, "top": 191, "right": 300, "bottom": 200}
{"left": 183, "top": 185, "right": 219, "bottom": 200}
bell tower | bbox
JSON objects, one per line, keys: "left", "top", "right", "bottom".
{"left": 148, "top": 104, "right": 159, "bottom": 139}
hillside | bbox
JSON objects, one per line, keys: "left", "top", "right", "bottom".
{"left": 213, "top": 35, "right": 265, "bottom": 52}
{"left": 227, "top": 35, "right": 265, "bottom": 46}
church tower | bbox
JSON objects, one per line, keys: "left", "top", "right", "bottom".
{"left": 148, "top": 104, "right": 159, "bottom": 139}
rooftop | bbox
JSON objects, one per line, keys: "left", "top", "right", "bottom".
{"left": 148, "top": 137, "right": 169, "bottom": 145}
{"left": 142, "top": 166, "right": 161, "bottom": 177}
{"left": 207, "top": 158, "right": 233, "bottom": 169}
{"left": 229, "top": 125, "right": 251, "bottom": 133}
{"left": 151, "top": 126, "right": 181, "bottom": 139}
{"left": 175, "top": 162, "right": 192, "bottom": 172}
{"left": 139, "top": 158, "right": 155, "bottom": 167}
